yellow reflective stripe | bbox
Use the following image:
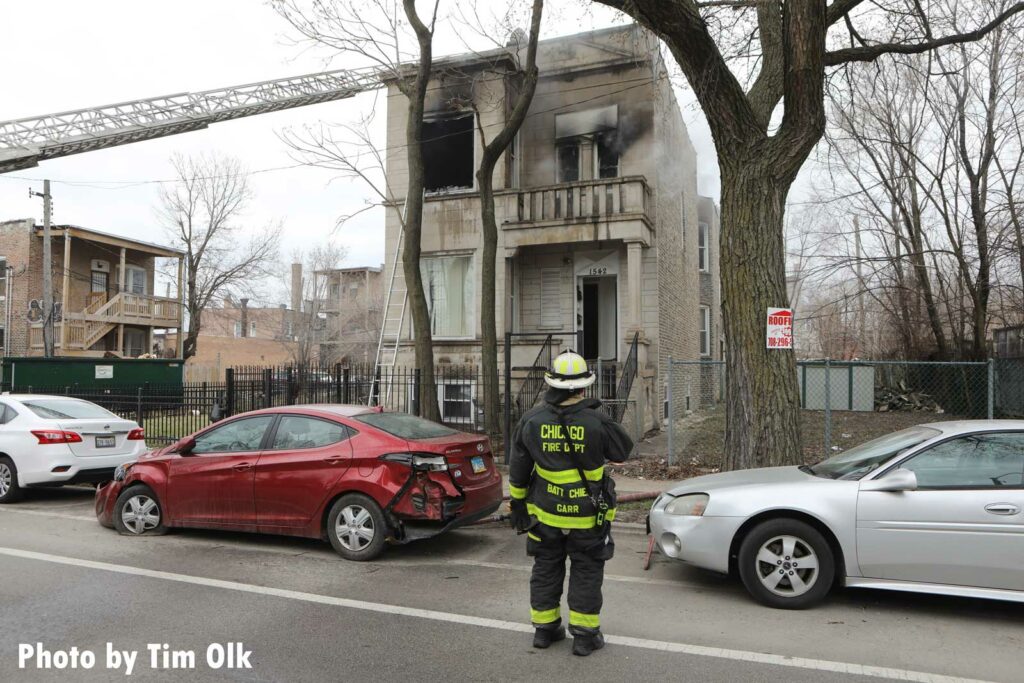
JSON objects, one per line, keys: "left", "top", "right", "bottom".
{"left": 534, "top": 464, "right": 603, "bottom": 485}
{"left": 509, "top": 484, "right": 528, "bottom": 500}
{"left": 605, "top": 507, "right": 616, "bottom": 522}
{"left": 527, "top": 503, "right": 597, "bottom": 529}
{"left": 531, "top": 607, "right": 560, "bottom": 624}
{"left": 569, "top": 611, "right": 600, "bottom": 629}
{"left": 572, "top": 356, "right": 583, "bottom": 374}
{"left": 527, "top": 532, "right": 541, "bottom": 542}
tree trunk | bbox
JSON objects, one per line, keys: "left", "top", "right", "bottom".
{"left": 403, "top": 139, "right": 441, "bottom": 422}
{"left": 401, "top": 0, "right": 440, "bottom": 422}
{"left": 720, "top": 163, "right": 802, "bottom": 470}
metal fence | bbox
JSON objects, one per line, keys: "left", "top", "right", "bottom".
{"left": 1, "top": 360, "right": 641, "bottom": 448}
{"left": 664, "top": 358, "right": 1012, "bottom": 467}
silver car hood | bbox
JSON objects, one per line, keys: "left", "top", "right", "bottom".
{"left": 666, "top": 466, "right": 816, "bottom": 496}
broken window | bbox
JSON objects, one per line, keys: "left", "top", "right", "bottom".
{"left": 557, "top": 142, "right": 580, "bottom": 183}
{"left": 596, "top": 132, "right": 620, "bottom": 179}
{"left": 422, "top": 114, "right": 474, "bottom": 192}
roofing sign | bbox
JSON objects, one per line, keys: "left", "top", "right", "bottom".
{"left": 766, "top": 307, "right": 793, "bottom": 349}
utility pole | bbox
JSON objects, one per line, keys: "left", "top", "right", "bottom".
{"left": 29, "top": 180, "right": 54, "bottom": 357}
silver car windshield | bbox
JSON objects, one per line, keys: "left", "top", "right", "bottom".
{"left": 809, "top": 426, "right": 941, "bottom": 480}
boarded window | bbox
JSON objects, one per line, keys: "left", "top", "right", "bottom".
{"left": 540, "top": 269, "right": 562, "bottom": 328}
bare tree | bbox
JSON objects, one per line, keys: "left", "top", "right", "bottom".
{"left": 275, "top": 0, "right": 444, "bottom": 420}
{"left": 287, "top": 243, "right": 348, "bottom": 367}
{"left": 157, "top": 153, "right": 281, "bottom": 360}
{"left": 815, "top": 1, "right": 1024, "bottom": 360}
{"left": 595, "top": 0, "right": 1024, "bottom": 469}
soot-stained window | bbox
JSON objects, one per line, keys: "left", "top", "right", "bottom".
{"left": 423, "top": 114, "right": 474, "bottom": 192}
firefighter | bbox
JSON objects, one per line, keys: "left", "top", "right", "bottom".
{"left": 508, "top": 351, "right": 634, "bottom": 656}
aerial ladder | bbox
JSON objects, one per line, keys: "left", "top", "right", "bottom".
{"left": 0, "top": 64, "right": 414, "bottom": 403}
{"left": 0, "top": 66, "right": 381, "bottom": 173}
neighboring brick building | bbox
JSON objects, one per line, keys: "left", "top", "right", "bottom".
{"left": 315, "top": 265, "right": 384, "bottom": 365}
{"left": 380, "top": 25, "right": 716, "bottom": 431}
{"left": 0, "top": 218, "right": 184, "bottom": 358}
{"left": 158, "top": 298, "right": 298, "bottom": 373}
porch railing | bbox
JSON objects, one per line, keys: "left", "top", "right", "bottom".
{"left": 65, "top": 292, "right": 182, "bottom": 324}
{"left": 611, "top": 332, "right": 640, "bottom": 422}
{"left": 510, "top": 176, "right": 651, "bottom": 224}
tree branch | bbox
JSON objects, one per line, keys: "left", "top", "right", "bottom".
{"left": 825, "top": 3, "right": 1024, "bottom": 65}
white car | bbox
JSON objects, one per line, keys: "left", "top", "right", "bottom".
{"left": 0, "top": 394, "right": 147, "bottom": 503}
{"left": 649, "top": 420, "right": 1024, "bottom": 608}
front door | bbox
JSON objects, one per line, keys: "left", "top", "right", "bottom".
{"left": 167, "top": 415, "right": 275, "bottom": 527}
{"left": 577, "top": 276, "right": 617, "bottom": 362}
{"left": 857, "top": 431, "right": 1024, "bottom": 590}
{"left": 255, "top": 415, "right": 355, "bottom": 527}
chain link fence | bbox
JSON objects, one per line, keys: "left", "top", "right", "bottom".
{"left": 664, "top": 358, "right": 1011, "bottom": 467}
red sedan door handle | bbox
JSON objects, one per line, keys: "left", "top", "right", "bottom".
{"left": 324, "top": 456, "right": 345, "bottom": 465}
{"left": 233, "top": 462, "right": 253, "bottom": 472}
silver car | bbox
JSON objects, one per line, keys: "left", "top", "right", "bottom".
{"left": 649, "top": 420, "right": 1024, "bottom": 608}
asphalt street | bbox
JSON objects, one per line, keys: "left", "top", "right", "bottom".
{"left": 1, "top": 486, "right": 1021, "bottom": 682}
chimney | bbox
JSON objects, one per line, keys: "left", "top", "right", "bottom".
{"left": 240, "top": 298, "right": 249, "bottom": 338}
{"left": 291, "top": 263, "right": 303, "bottom": 313}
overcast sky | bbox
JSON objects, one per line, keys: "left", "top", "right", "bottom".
{"left": 0, "top": 0, "right": 721, "bottom": 306}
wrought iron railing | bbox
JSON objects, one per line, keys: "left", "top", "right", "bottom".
{"left": 611, "top": 332, "right": 640, "bottom": 422}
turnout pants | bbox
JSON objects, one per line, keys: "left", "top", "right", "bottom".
{"left": 527, "top": 522, "right": 615, "bottom": 634}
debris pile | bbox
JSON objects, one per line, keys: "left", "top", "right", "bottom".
{"left": 875, "top": 382, "right": 944, "bottom": 413}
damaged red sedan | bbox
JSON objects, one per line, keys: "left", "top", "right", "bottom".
{"left": 95, "top": 405, "right": 502, "bottom": 560}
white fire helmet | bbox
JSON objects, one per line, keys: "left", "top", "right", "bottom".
{"left": 544, "top": 351, "right": 596, "bottom": 390}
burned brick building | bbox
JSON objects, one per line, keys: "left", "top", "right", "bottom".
{"left": 381, "top": 25, "right": 717, "bottom": 431}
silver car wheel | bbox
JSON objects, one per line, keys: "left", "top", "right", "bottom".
{"left": 336, "top": 504, "right": 375, "bottom": 552}
{"left": 0, "top": 463, "right": 11, "bottom": 497}
{"left": 755, "top": 534, "right": 819, "bottom": 598}
{"left": 120, "top": 495, "right": 161, "bottom": 535}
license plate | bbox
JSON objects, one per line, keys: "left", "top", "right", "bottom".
{"left": 95, "top": 435, "right": 116, "bottom": 448}
{"left": 470, "top": 456, "right": 486, "bottom": 474}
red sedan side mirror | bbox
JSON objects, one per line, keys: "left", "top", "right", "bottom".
{"left": 176, "top": 437, "right": 197, "bottom": 455}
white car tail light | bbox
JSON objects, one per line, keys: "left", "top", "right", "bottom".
{"left": 31, "top": 430, "right": 83, "bottom": 445}
{"left": 127, "top": 428, "right": 145, "bottom": 441}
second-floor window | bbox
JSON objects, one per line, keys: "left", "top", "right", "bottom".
{"left": 557, "top": 142, "right": 580, "bottom": 183}
{"left": 249, "top": 321, "right": 257, "bottom": 336}
{"left": 421, "top": 254, "right": 474, "bottom": 338}
{"left": 423, "top": 113, "right": 474, "bottom": 192}
{"left": 698, "top": 222, "right": 710, "bottom": 272}
{"left": 596, "top": 132, "right": 619, "bottom": 179}
{"left": 233, "top": 322, "right": 242, "bottom": 337}
{"left": 125, "top": 266, "right": 147, "bottom": 295}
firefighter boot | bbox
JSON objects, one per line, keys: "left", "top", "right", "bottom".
{"left": 533, "top": 621, "right": 566, "bottom": 649}
{"left": 571, "top": 631, "right": 605, "bottom": 657}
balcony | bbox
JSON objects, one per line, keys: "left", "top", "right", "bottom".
{"left": 30, "top": 292, "right": 182, "bottom": 355}
{"left": 501, "top": 175, "right": 654, "bottom": 249}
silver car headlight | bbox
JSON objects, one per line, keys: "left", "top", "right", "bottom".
{"left": 664, "top": 493, "right": 709, "bottom": 516}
